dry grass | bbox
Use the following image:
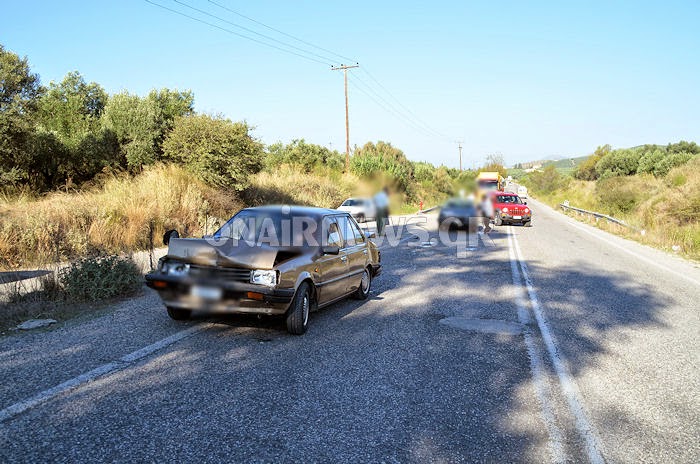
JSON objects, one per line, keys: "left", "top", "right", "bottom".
{"left": 0, "top": 164, "right": 241, "bottom": 270}
{"left": 244, "top": 165, "right": 360, "bottom": 209}
{"left": 534, "top": 158, "right": 700, "bottom": 260}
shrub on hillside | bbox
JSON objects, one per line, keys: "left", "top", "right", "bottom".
{"left": 59, "top": 255, "right": 142, "bottom": 302}
{"left": 524, "top": 165, "right": 568, "bottom": 194}
{"left": 595, "top": 148, "right": 641, "bottom": 178}
{"left": 350, "top": 141, "right": 414, "bottom": 191}
{"left": 266, "top": 139, "right": 343, "bottom": 173}
{"left": 163, "top": 114, "right": 263, "bottom": 190}
{"left": 595, "top": 176, "right": 646, "bottom": 214}
{"left": 654, "top": 152, "right": 696, "bottom": 177}
{"left": 574, "top": 145, "right": 610, "bottom": 181}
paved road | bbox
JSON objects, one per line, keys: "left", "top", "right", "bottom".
{"left": 1, "top": 201, "right": 698, "bottom": 463}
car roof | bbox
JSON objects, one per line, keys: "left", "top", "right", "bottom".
{"left": 242, "top": 205, "right": 344, "bottom": 219}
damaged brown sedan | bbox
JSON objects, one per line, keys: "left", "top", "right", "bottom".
{"left": 145, "top": 206, "right": 381, "bottom": 334}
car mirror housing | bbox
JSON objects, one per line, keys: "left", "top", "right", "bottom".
{"left": 163, "top": 229, "right": 180, "bottom": 246}
{"left": 322, "top": 245, "right": 340, "bottom": 255}
{"left": 365, "top": 231, "right": 376, "bottom": 239}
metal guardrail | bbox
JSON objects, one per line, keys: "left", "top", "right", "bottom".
{"left": 559, "top": 201, "right": 641, "bottom": 233}
{"left": 418, "top": 206, "right": 439, "bottom": 214}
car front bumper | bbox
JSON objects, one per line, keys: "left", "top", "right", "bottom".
{"left": 500, "top": 213, "right": 531, "bottom": 223}
{"left": 145, "top": 272, "right": 295, "bottom": 315}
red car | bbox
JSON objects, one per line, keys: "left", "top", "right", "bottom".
{"left": 489, "top": 191, "right": 532, "bottom": 226}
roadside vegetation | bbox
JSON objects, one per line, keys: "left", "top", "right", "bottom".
{"left": 0, "top": 44, "right": 472, "bottom": 274}
{"left": 519, "top": 142, "right": 700, "bottom": 260}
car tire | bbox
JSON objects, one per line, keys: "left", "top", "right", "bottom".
{"left": 524, "top": 220, "right": 532, "bottom": 227}
{"left": 166, "top": 306, "right": 191, "bottom": 321}
{"left": 353, "top": 267, "right": 372, "bottom": 300}
{"left": 286, "top": 282, "right": 311, "bottom": 335}
{"left": 495, "top": 212, "right": 503, "bottom": 226}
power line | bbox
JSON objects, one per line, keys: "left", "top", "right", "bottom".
{"left": 351, "top": 71, "right": 442, "bottom": 140}
{"left": 143, "top": 0, "right": 331, "bottom": 66}
{"left": 207, "top": 0, "right": 356, "bottom": 64}
{"left": 361, "top": 67, "right": 451, "bottom": 141}
{"left": 348, "top": 73, "right": 440, "bottom": 140}
{"left": 170, "top": 0, "right": 337, "bottom": 65}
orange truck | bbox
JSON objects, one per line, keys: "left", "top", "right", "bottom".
{"left": 476, "top": 171, "right": 504, "bottom": 193}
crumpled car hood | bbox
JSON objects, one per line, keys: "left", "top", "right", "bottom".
{"left": 167, "top": 238, "right": 283, "bottom": 269}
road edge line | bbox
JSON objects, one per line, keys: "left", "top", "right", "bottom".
{"left": 506, "top": 229, "right": 566, "bottom": 463}
{"left": 0, "top": 323, "right": 212, "bottom": 423}
{"left": 510, "top": 226, "right": 606, "bottom": 464}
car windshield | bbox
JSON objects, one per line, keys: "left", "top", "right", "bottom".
{"left": 496, "top": 195, "right": 523, "bottom": 204}
{"left": 213, "top": 210, "right": 322, "bottom": 247}
{"left": 341, "top": 199, "right": 364, "bottom": 206}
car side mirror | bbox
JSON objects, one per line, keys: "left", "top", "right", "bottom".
{"left": 321, "top": 245, "right": 340, "bottom": 255}
{"left": 524, "top": 201, "right": 528, "bottom": 205}
{"left": 365, "top": 231, "right": 376, "bottom": 239}
{"left": 163, "top": 229, "right": 179, "bottom": 246}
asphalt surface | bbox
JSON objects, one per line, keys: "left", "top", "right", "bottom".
{"left": 1, "top": 202, "right": 698, "bottom": 463}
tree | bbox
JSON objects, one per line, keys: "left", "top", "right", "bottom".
{"left": 37, "top": 72, "right": 117, "bottom": 185}
{"left": 102, "top": 89, "right": 194, "bottom": 171}
{"left": 163, "top": 114, "right": 263, "bottom": 190}
{"left": 350, "top": 141, "right": 414, "bottom": 191}
{"left": 574, "top": 144, "right": 610, "bottom": 181}
{"left": 481, "top": 154, "right": 507, "bottom": 178}
{"left": 266, "top": 139, "right": 343, "bottom": 172}
{"left": 525, "top": 165, "right": 567, "bottom": 194}
{"left": 0, "top": 44, "right": 43, "bottom": 186}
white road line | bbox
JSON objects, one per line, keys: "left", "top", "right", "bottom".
{"left": 510, "top": 226, "right": 606, "bottom": 464}
{"left": 543, "top": 201, "right": 699, "bottom": 287}
{"left": 506, "top": 231, "right": 566, "bottom": 463}
{"left": 0, "top": 323, "right": 212, "bottom": 423}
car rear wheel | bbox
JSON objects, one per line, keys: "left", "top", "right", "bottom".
{"left": 166, "top": 306, "right": 191, "bottom": 321}
{"left": 354, "top": 267, "right": 372, "bottom": 300}
{"left": 286, "top": 282, "right": 311, "bottom": 335}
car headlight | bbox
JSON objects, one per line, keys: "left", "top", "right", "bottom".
{"left": 167, "top": 262, "right": 190, "bottom": 276}
{"left": 525, "top": 208, "right": 530, "bottom": 213}
{"left": 502, "top": 207, "right": 509, "bottom": 213}
{"left": 250, "top": 269, "right": 278, "bottom": 287}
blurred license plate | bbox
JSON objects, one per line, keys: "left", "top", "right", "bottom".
{"left": 513, "top": 215, "right": 522, "bottom": 219}
{"left": 191, "top": 285, "right": 222, "bottom": 300}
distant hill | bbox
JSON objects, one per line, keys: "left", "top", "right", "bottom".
{"left": 511, "top": 155, "right": 589, "bottom": 175}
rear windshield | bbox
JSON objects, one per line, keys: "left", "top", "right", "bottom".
{"left": 341, "top": 199, "right": 364, "bottom": 206}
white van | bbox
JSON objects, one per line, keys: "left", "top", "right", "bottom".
{"left": 517, "top": 186, "right": 528, "bottom": 199}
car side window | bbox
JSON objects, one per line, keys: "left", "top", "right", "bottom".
{"left": 347, "top": 217, "right": 365, "bottom": 244}
{"left": 323, "top": 218, "right": 343, "bottom": 247}
{"left": 338, "top": 215, "right": 365, "bottom": 247}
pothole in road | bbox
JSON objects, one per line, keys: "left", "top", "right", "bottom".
{"left": 439, "top": 317, "right": 522, "bottom": 336}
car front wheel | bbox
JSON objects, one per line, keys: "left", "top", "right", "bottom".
{"left": 495, "top": 212, "right": 503, "bottom": 226}
{"left": 354, "top": 268, "right": 372, "bottom": 300}
{"left": 286, "top": 282, "right": 311, "bottom": 335}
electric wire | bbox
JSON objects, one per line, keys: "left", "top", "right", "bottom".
{"left": 171, "top": 0, "right": 337, "bottom": 65}
{"left": 207, "top": 0, "right": 357, "bottom": 63}
{"left": 143, "top": 0, "right": 332, "bottom": 66}
{"left": 361, "top": 67, "right": 451, "bottom": 140}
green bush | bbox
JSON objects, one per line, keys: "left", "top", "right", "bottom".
{"left": 595, "top": 177, "right": 642, "bottom": 214}
{"left": 654, "top": 152, "right": 695, "bottom": 177}
{"left": 350, "top": 141, "right": 414, "bottom": 191}
{"left": 163, "top": 114, "right": 264, "bottom": 190}
{"left": 59, "top": 255, "right": 142, "bottom": 302}
{"left": 523, "top": 165, "right": 568, "bottom": 194}
{"left": 595, "top": 148, "right": 641, "bottom": 178}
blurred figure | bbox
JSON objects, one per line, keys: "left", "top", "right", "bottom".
{"left": 479, "top": 194, "right": 494, "bottom": 233}
{"left": 373, "top": 187, "right": 390, "bottom": 236}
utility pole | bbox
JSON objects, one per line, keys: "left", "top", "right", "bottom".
{"left": 456, "top": 141, "right": 464, "bottom": 171}
{"left": 331, "top": 63, "right": 359, "bottom": 172}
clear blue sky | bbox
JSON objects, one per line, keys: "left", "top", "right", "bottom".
{"left": 3, "top": 0, "right": 699, "bottom": 167}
